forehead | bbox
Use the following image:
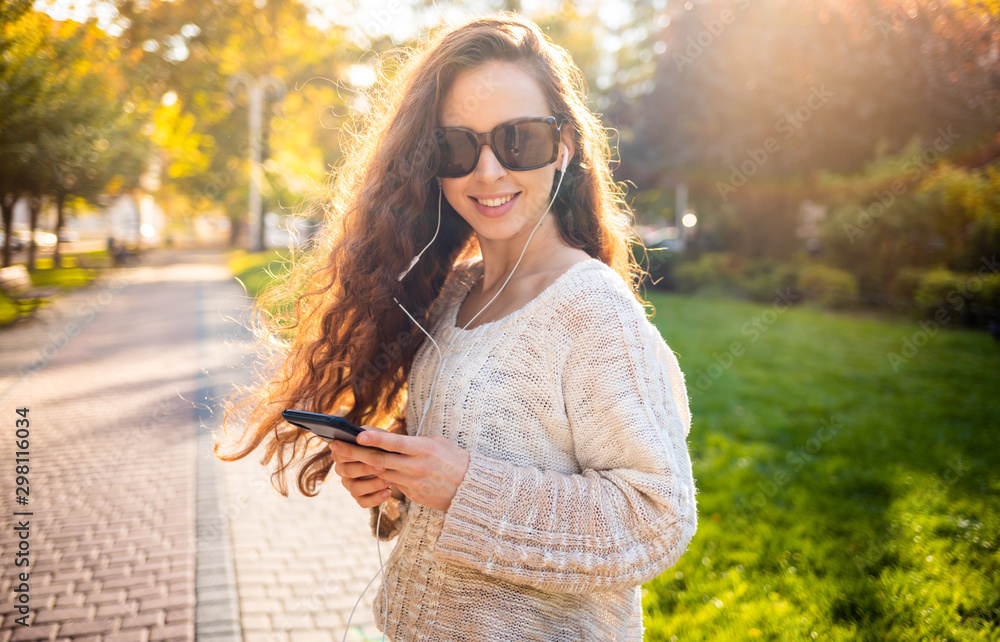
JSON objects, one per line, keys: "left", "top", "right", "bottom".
{"left": 438, "top": 61, "right": 551, "bottom": 130}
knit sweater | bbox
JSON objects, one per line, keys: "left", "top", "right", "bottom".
{"left": 367, "top": 256, "right": 697, "bottom": 641}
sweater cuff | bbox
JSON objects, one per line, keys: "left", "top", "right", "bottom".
{"left": 435, "top": 451, "right": 509, "bottom": 563}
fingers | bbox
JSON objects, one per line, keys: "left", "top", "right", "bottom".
{"left": 330, "top": 437, "right": 398, "bottom": 470}
{"left": 355, "top": 429, "right": 414, "bottom": 455}
{"left": 329, "top": 441, "right": 388, "bottom": 475}
{"left": 329, "top": 448, "right": 394, "bottom": 508}
{"left": 349, "top": 484, "right": 394, "bottom": 509}
{"left": 333, "top": 459, "right": 385, "bottom": 481}
{"left": 341, "top": 477, "right": 392, "bottom": 506}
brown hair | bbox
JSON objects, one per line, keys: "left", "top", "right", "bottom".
{"left": 214, "top": 11, "right": 641, "bottom": 496}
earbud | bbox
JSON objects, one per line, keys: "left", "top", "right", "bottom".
{"left": 369, "top": 138, "right": 574, "bottom": 642}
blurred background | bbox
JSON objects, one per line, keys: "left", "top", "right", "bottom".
{"left": 3, "top": 0, "right": 1000, "bottom": 322}
{"left": 1, "top": 0, "right": 998, "bottom": 640}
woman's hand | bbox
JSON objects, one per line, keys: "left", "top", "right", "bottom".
{"left": 328, "top": 428, "right": 470, "bottom": 512}
{"left": 328, "top": 436, "right": 396, "bottom": 509}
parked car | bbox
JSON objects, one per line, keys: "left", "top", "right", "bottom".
{"left": 14, "top": 229, "right": 57, "bottom": 247}
{"left": 0, "top": 231, "right": 24, "bottom": 252}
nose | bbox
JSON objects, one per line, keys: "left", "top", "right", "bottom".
{"left": 472, "top": 143, "right": 507, "bottom": 183}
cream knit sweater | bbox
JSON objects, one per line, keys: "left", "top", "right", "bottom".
{"left": 368, "top": 256, "right": 697, "bottom": 641}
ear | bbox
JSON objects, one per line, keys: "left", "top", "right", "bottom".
{"left": 558, "top": 126, "right": 576, "bottom": 170}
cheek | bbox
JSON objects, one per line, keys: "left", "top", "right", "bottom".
{"left": 521, "top": 170, "right": 556, "bottom": 205}
{"left": 441, "top": 181, "right": 468, "bottom": 208}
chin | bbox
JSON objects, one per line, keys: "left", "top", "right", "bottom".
{"left": 468, "top": 223, "right": 519, "bottom": 242}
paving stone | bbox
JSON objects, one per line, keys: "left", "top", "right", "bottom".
{"left": 240, "top": 613, "right": 272, "bottom": 630}
{"left": 54, "top": 618, "right": 116, "bottom": 637}
{"left": 9, "top": 624, "right": 58, "bottom": 641}
{"left": 147, "top": 622, "right": 194, "bottom": 641}
{"left": 107, "top": 628, "right": 151, "bottom": 642}
{"left": 117, "top": 611, "right": 165, "bottom": 630}
{"left": 271, "top": 613, "right": 315, "bottom": 630}
{"left": 0, "top": 253, "right": 220, "bottom": 642}
{"left": 289, "top": 630, "right": 335, "bottom": 642}
{"left": 32, "top": 606, "right": 97, "bottom": 623}
{"left": 0, "top": 250, "right": 389, "bottom": 642}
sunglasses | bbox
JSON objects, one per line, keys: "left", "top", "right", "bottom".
{"left": 434, "top": 116, "right": 562, "bottom": 178}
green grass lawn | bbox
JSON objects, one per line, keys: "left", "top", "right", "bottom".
{"left": 641, "top": 292, "right": 999, "bottom": 641}
{"left": 228, "top": 248, "right": 291, "bottom": 300}
{"left": 230, "top": 253, "right": 999, "bottom": 640}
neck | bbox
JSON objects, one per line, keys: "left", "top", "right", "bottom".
{"left": 476, "top": 212, "right": 564, "bottom": 292}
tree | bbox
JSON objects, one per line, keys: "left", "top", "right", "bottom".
{"left": 1, "top": 8, "right": 152, "bottom": 267}
{"left": 0, "top": 6, "right": 51, "bottom": 267}
{"left": 631, "top": 0, "right": 999, "bottom": 181}
{"left": 111, "top": 0, "right": 359, "bottom": 246}
{"left": 614, "top": 0, "right": 999, "bottom": 261}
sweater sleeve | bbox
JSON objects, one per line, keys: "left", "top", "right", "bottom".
{"left": 433, "top": 277, "right": 698, "bottom": 594}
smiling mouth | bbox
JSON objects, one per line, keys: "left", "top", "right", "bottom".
{"left": 471, "top": 193, "right": 519, "bottom": 207}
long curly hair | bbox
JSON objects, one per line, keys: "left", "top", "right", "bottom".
{"left": 214, "top": 11, "right": 642, "bottom": 497}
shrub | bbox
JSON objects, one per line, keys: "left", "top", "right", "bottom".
{"left": 887, "top": 267, "right": 927, "bottom": 311}
{"left": 737, "top": 258, "right": 800, "bottom": 303}
{"left": 674, "top": 252, "right": 741, "bottom": 294}
{"left": 913, "top": 268, "right": 962, "bottom": 319}
{"left": 973, "top": 273, "right": 1000, "bottom": 309}
{"left": 969, "top": 273, "right": 1000, "bottom": 328}
{"left": 797, "top": 264, "right": 858, "bottom": 309}
{"left": 912, "top": 269, "right": 1000, "bottom": 328}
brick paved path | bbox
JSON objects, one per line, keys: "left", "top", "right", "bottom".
{"left": 0, "top": 250, "right": 387, "bottom": 642}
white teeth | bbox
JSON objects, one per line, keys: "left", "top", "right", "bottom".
{"left": 474, "top": 193, "right": 516, "bottom": 207}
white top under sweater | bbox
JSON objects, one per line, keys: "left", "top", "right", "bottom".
{"left": 368, "top": 256, "right": 698, "bottom": 641}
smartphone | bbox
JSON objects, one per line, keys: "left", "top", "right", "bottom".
{"left": 282, "top": 409, "right": 389, "bottom": 452}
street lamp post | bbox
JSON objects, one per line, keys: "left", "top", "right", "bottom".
{"left": 227, "top": 72, "right": 285, "bottom": 252}
{"left": 675, "top": 182, "right": 688, "bottom": 252}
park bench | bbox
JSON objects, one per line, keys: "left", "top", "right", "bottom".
{"left": 0, "top": 264, "right": 60, "bottom": 316}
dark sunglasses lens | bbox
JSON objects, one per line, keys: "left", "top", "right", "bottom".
{"left": 495, "top": 120, "right": 556, "bottom": 169}
{"left": 436, "top": 129, "right": 477, "bottom": 177}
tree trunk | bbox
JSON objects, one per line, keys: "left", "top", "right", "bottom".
{"left": 26, "top": 193, "right": 40, "bottom": 271}
{"left": 54, "top": 192, "right": 66, "bottom": 268}
{"left": 228, "top": 213, "right": 240, "bottom": 247}
{"left": 258, "top": 206, "right": 266, "bottom": 252}
{"left": 1, "top": 193, "right": 16, "bottom": 268}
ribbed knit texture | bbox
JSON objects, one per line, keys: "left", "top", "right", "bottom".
{"left": 368, "top": 257, "right": 697, "bottom": 641}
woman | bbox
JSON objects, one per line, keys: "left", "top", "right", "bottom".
{"left": 217, "top": 12, "right": 697, "bottom": 641}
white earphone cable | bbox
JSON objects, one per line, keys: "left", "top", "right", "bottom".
{"left": 345, "top": 149, "right": 569, "bottom": 640}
